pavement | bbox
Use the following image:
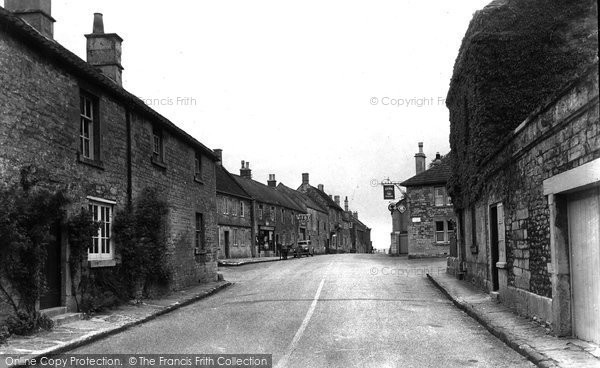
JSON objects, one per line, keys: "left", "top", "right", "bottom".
{"left": 427, "top": 271, "right": 600, "bottom": 368}
{"left": 217, "top": 256, "right": 282, "bottom": 266}
{"left": 69, "top": 255, "right": 535, "bottom": 368}
{"left": 0, "top": 281, "right": 231, "bottom": 368}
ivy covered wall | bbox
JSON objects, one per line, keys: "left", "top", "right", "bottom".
{"left": 446, "top": 0, "right": 598, "bottom": 209}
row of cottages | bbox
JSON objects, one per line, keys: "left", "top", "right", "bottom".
{"left": 445, "top": 0, "right": 598, "bottom": 343}
{"left": 214, "top": 159, "right": 373, "bottom": 257}
{"left": 0, "top": 3, "right": 218, "bottom": 315}
{"left": 389, "top": 143, "right": 456, "bottom": 258}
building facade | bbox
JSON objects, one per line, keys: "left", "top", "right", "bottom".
{"left": 298, "top": 176, "right": 350, "bottom": 253}
{"left": 445, "top": 0, "right": 598, "bottom": 343}
{"left": 450, "top": 66, "right": 599, "bottom": 343}
{"left": 215, "top": 151, "right": 254, "bottom": 259}
{"left": 400, "top": 144, "right": 455, "bottom": 258}
{"left": 276, "top": 179, "right": 330, "bottom": 255}
{"left": 233, "top": 164, "right": 305, "bottom": 257}
{"left": 0, "top": 2, "right": 218, "bottom": 317}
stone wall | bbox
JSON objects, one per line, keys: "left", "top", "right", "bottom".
{"left": 130, "top": 113, "right": 218, "bottom": 288}
{"left": 217, "top": 195, "right": 253, "bottom": 259}
{"left": 460, "top": 65, "right": 599, "bottom": 320}
{"left": 406, "top": 186, "right": 454, "bottom": 258}
{"left": 446, "top": 0, "right": 598, "bottom": 210}
{"left": 0, "top": 19, "right": 219, "bottom": 316}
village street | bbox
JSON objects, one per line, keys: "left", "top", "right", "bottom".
{"left": 72, "top": 255, "right": 533, "bottom": 368}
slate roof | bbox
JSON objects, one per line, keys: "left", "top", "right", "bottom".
{"left": 400, "top": 156, "right": 452, "bottom": 187}
{"left": 303, "top": 185, "right": 345, "bottom": 212}
{"left": 276, "top": 184, "right": 328, "bottom": 214}
{"left": 0, "top": 6, "right": 216, "bottom": 159}
{"left": 216, "top": 166, "right": 252, "bottom": 199}
{"left": 232, "top": 175, "right": 305, "bottom": 213}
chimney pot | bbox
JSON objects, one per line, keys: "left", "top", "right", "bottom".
{"left": 267, "top": 174, "right": 277, "bottom": 187}
{"left": 344, "top": 196, "right": 349, "bottom": 212}
{"left": 415, "top": 142, "right": 426, "bottom": 175}
{"left": 302, "top": 173, "right": 309, "bottom": 185}
{"left": 318, "top": 184, "right": 324, "bottom": 192}
{"left": 240, "top": 160, "right": 252, "bottom": 179}
{"left": 92, "top": 13, "right": 104, "bottom": 34}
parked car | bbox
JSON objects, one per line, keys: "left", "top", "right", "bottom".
{"left": 292, "top": 240, "right": 314, "bottom": 257}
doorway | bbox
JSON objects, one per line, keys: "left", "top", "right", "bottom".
{"left": 490, "top": 205, "right": 500, "bottom": 292}
{"left": 224, "top": 231, "right": 230, "bottom": 259}
{"left": 567, "top": 186, "right": 600, "bottom": 344}
{"left": 40, "top": 223, "right": 61, "bottom": 309}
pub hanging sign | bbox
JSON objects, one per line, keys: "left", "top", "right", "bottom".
{"left": 383, "top": 185, "right": 395, "bottom": 200}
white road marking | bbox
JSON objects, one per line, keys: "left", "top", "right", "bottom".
{"left": 275, "top": 263, "right": 331, "bottom": 368}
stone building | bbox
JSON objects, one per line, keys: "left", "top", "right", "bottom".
{"left": 297, "top": 175, "right": 350, "bottom": 253}
{"left": 389, "top": 198, "right": 409, "bottom": 256}
{"left": 400, "top": 143, "right": 455, "bottom": 258}
{"left": 215, "top": 150, "right": 253, "bottom": 259}
{"left": 276, "top": 179, "right": 330, "bottom": 255}
{"left": 446, "top": 0, "right": 598, "bottom": 343}
{"left": 233, "top": 165, "right": 305, "bottom": 257}
{"left": 346, "top": 208, "right": 371, "bottom": 254}
{"left": 0, "top": 2, "right": 218, "bottom": 316}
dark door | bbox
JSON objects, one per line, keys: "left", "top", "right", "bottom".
{"left": 40, "top": 224, "right": 61, "bottom": 309}
{"left": 490, "top": 206, "right": 500, "bottom": 291}
{"left": 224, "top": 231, "right": 230, "bottom": 258}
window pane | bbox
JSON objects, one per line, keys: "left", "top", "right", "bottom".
{"left": 435, "top": 221, "right": 445, "bottom": 231}
{"left": 436, "top": 232, "right": 445, "bottom": 242}
{"left": 447, "top": 221, "right": 454, "bottom": 231}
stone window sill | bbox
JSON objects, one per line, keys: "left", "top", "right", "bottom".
{"left": 89, "top": 259, "right": 117, "bottom": 268}
{"left": 194, "top": 175, "right": 204, "bottom": 185}
{"left": 77, "top": 153, "right": 105, "bottom": 170}
{"left": 151, "top": 156, "right": 167, "bottom": 170}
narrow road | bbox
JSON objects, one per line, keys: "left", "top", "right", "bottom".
{"left": 73, "top": 254, "right": 534, "bottom": 368}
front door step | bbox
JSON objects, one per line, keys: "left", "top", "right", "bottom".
{"left": 39, "top": 306, "right": 67, "bottom": 319}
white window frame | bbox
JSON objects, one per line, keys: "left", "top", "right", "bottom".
{"left": 435, "top": 220, "right": 453, "bottom": 244}
{"left": 240, "top": 202, "right": 245, "bottom": 218}
{"left": 88, "top": 198, "right": 115, "bottom": 261}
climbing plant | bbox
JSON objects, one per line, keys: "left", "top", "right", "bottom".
{"left": 113, "top": 187, "right": 171, "bottom": 298}
{"left": 0, "top": 167, "right": 67, "bottom": 334}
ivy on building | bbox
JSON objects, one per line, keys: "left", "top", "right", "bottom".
{"left": 113, "top": 187, "right": 171, "bottom": 299}
{"left": 0, "top": 167, "right": 66, "bottom": 337}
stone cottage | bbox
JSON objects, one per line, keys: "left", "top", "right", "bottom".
{"left": 400, "top": 143, "right": 455, "bottom": 258}
{"left": 215, "top": 150, "right": 254, "bottom": 259}
{"left": 0, "top": 1, "right": 218, "bottom": 317}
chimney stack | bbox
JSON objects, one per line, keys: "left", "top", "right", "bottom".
{"left": 302, "top": 173, "right": 309, "bottom": 185}
{"left": 353, "top": 212, "right": 358, "bottom": 219}
{"left": 431, "top": 152, "right": 442, "bottom": 167}
{"left": 5, "top": 0, "right": 55, "bottom": 39}
{"left": 334, "top": 196, "right": 340, "bottom": 206}
{"left": 415, "top": 142, "right": 426, "bottom": 175}
{"left": 240, "top": 161, "right": 252, "bottom": 179}
{"left": 85, "top": 13, "right": 124, "bottom": 86}
{"left": 213, "top": 149, "right": 222, "bottom": 166}
{"left": 318, "top": 184, "right": 324, "bottom": 192}
{"left": 267, "top": 174, "right": 277, "bottom": 188}
{"left": 344, "top": 197, "right": 349, "bottom": 212}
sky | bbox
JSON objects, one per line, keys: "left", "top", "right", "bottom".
{"left": 3, "top": 0, "right": 491, "bottom": 250}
